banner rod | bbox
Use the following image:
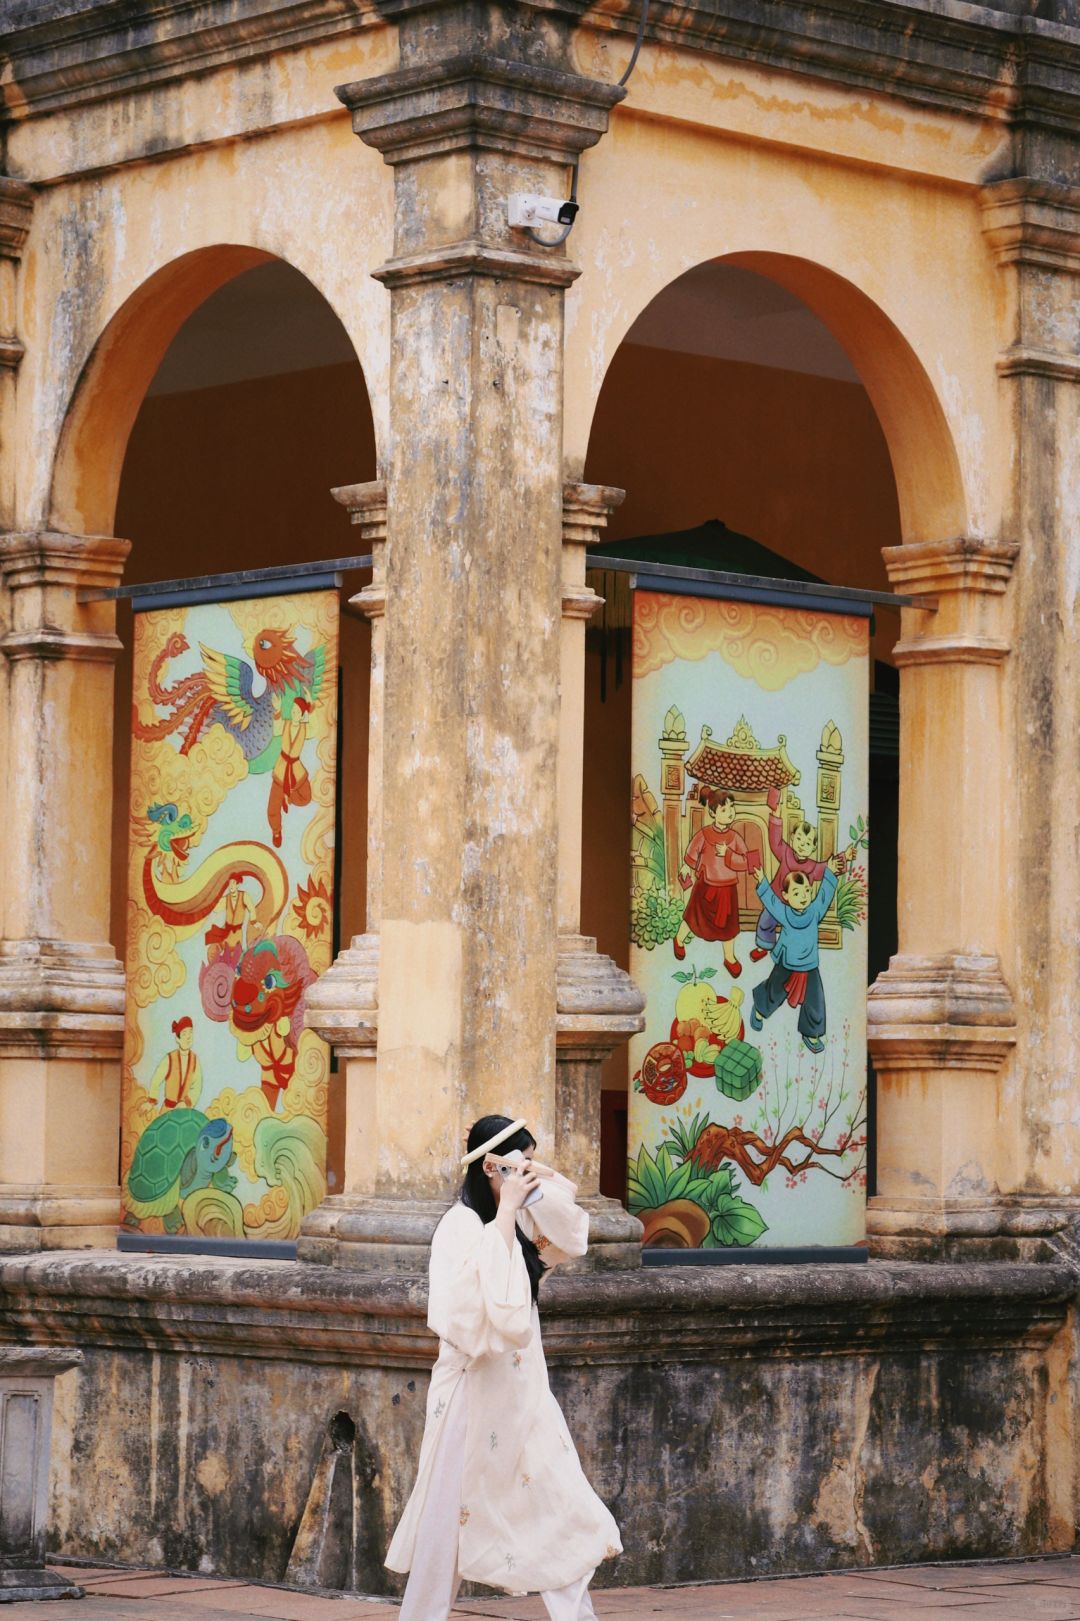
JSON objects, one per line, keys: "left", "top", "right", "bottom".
{"left": 77, "top": 553, "right": 374, "bottom": 605}
{"left": 590, "top": 556, "right": 936, "bottom": 612}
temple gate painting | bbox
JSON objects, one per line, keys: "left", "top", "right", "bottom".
{"left": 628, "top": 589, "right": 870, "bottom": 1252}
{"left": 120, "top": 588, "right": 339, "bottom": 1243}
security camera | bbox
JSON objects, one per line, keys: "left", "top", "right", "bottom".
{"left": 507, "top": 193, "right": 580, "bottom": 229}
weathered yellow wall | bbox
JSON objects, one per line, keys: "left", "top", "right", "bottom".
{"left": 563, "top": 47, "right": 1009, "bottom": 548}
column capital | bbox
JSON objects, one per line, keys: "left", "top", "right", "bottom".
{"left": 332, "top": 482, "right": 388, "bottom": 621}
{"left": 561, "top": 483, "right": 624, "bottom": 619}
{"left": 980, "top": 178, "right": 1080, "bottom": 273}
{"left": 337, "top": 53, "right": 625, "bottom": 168}
{"left": 331, "top": 479, "right": 387, "bottom": 542}
{"left": 562, "top": 481, "right": 625, "bottom": 546}
{"left": 0, "top": 530, "right": 130, "bottom": 593}
{"left": 0, "top": 178, "right": 35, "bottom": 263}
{"left": 882, "top": 536, "right": 1019, "bottom": 597}
{"left": 0, "top": 531, "right": 129, "bottom": 664}
{"left": 883, "top": 537, "right": 1018, "bottom": 669}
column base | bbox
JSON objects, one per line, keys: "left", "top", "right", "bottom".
{"left": 0, "top": 1184, "right": 120, "bottom": 1253}
{"left": 297, "top": 1191, "right": 643, "bottom": 1271}
{"left": 867, "top": 1196, "right": 1077, "bottom": 1263}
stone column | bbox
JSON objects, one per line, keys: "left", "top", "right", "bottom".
{"left": 0, "top": 531, "right": 130, "bottom": 1251}
{"left": 867, "top": 539, "right": 1019, "bottom": 1258}
{"left": 299, "top": 44, "right": 624, "bottom": 1269}
{"left": 300, "top": 483, "right": 386, "bottom": 1227}
{"left": 980, "top": 176, "right": 1080, "bottom": 1250}
{"left": 0, "top": 181, "right": 33, "bottom": 531}
{"left": 556, "top": 484, "right": 644, "bottom": 1266}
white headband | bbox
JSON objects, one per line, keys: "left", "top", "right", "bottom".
{"left": 460, "top": 1118, "right": 527, "bottom": 1170}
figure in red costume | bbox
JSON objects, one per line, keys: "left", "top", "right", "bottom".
{"left": 673, "top": 788, "right": 749, "bottom": 977}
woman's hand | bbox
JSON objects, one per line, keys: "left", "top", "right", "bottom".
{"left": 498, "top": 1165, "right": 541, "bottom": 1212}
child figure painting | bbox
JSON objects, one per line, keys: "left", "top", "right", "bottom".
{"left": 750, "top": 785, "right": 829, "bottom": 962}
{"left": 673, "top": 789, "right": 749, "bottom": 977}
{"left": 749, "top": 858, "right": 843, "bottom": 1053}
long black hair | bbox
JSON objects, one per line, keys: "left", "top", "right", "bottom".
{"left": 460, "top": 1115, "right": 548, "bottom": 1303}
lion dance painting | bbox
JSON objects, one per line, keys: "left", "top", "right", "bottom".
{"left": 121, "top": 591, "right": 338, "bottom": 1243}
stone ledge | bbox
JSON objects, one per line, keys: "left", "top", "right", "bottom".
{"left": 0, "top": 1250, "right": 1070, "bottom": 1369}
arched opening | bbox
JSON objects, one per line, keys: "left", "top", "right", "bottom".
{"left": 582, "top": 257, "right": 944, "bottom": 1201}
{"left": 59, "top": 251, "right": 378, "bottom": 1217}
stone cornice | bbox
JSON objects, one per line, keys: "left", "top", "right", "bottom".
{"left": 0, "top": 1250, "right": 1069, "bottom": 1365}
{"left": 373, "top": 240, "right": 581, "bottom": 291}
{"left": 882, "top": 536, "right": 1019, "bottom": 596}
{"left": 980, "top": 178, "right": 1080, "bottom": 273}
{"left": 6, "top": 0, "right": 1080, "bottom": 152}
{"left": 0, "top": 0, "right": 383, "bottom": 123}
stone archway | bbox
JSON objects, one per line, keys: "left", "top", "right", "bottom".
{"left": 572, "top": 251, "right": 1013, "bottom": 1240}
{"left": 0, "top": 246, "right": 379, "bottom": 1252}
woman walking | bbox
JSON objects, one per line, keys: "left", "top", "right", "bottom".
{"left": 386, "top": 1114, "right": 622, "bottom": 1619}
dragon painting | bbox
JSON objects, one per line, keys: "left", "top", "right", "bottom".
{"left": 133, "top": 628, "right": 327, "bottom": 846}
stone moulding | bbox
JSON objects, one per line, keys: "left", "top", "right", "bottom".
{"left": 980, "top": 178, "right": 1080, "bottom": 273}
{"left": 996, "top": 348, "right": 1080, "bottom": 383}
{"left": 562, "top": 483, "right": 625, "bottom": 547}
{"left": 867, "top": 953, "right": 1017, "bottom": 1072}
{"left": 303, "top": 932, "right": 378, "bottom": 1056}
{"left": 4, "top": 0, "right": 1080, "bottom": 138}
{"left": 0, "top": 336, "right": 25, "bottom": 372}
{"left": 882, "top": 535, "right": 1020, "bottom": 596}
{"left": 883, "top": 536, "right": 1019, "bottom": 668}
{"left": 0, "top": 530, "right": 129, "bottom": 594}
{"left": 372, "top": 240, "right": 582, "bottom": 292}
{"left": 555, "top": 934, "right": 645, "bottom": 1045}
{"left": 0, "top": 1252, "right": 1069, "bottom": 1367}
{"left": 0, "top": 940, "right": 124, "bottom": 1061}
{"left": 336, "top": 52, "right": 625, "bottom": 167}
{"left": 0, "top": 178, "right": 34, "bottom": 259}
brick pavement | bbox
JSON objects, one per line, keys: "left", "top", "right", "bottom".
{"left": 4, "top": 1558, "right": 1080, "bottom": 1619}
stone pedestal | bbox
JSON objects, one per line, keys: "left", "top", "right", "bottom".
{"left": 0, "top": 1348, "right": 83, "bottom": 1603}
{"left": 0, "top": 531, "right": 129, "bottom": 1253}
{"left": 556, "top": 935, "right": 644, "bottom": 1269}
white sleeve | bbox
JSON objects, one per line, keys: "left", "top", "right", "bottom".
{"left": 426, "top": 1203, "right": 533, "bottom": 1356}
{"left": 517, "top": 1174, "right": 589, "bottom": 1266}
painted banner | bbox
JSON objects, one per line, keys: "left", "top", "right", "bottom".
{"left": 120, "top": 589, "right": 338, "bottom": 1242}
{"left": 628, "top": 589, "right": 870, "bottom": 1252}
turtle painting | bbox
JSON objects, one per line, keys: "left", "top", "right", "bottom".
{"left": 123, "top": 1111, "right": 237, "bottom": 1233}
